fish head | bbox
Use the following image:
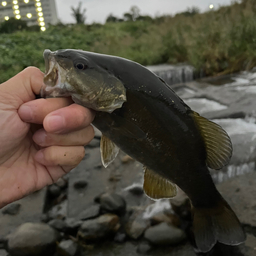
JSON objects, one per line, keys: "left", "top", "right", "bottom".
{"left": 41, "top": 49, "right": 126, "bottom": 113}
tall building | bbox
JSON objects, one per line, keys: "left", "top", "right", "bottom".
{"left": 0, "top": 0, "right": 58, "bottom": 31}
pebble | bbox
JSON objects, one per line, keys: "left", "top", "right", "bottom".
{"left": 55, "top": 178, "right": 68, "bottom": 189}
{"left": 136, "top": 241, "right": 152, "bottom": 254}
{"left": 99, "top": 193, "right": 126, "bottom": 215}
{"left": 48, "top": 219, "right": 67, "bottom": 232}
{"left": 48, "top": 185, "right": 61, "bottom": 198}
{"left": 114, "top": 232, "right": 126, "bottom": 243}
{"left": 0, "top": 249, "right": 8, "bottom": 256}
{"left": 2, "top": 203, "right": 21, "bottom": 215}
{"left": 78, "top": 214, "right": 120, "bottom": 241}
{"left": 78, "top": 204, "right": 100, "bottom": 220}
{"left": 57, "top": 240, "right": 78, "bottom": 256}
{"left": 144, "top": 222, "right": 186, "bottom": 245}
{"left": 7, "top": 222, "right": 60, "bottom": 256}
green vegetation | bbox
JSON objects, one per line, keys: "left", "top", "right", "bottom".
{"left": 0, "top": 0, "right": 256, "bottom": 83}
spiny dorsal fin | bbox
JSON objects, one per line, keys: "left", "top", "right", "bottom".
{"left": 100, "top": 135, "right": 119, "bottom": 168}
{"left": 192, "top": 111, "right": 232, "bottom": 170}
{"left": 143, "top": 167, "right": 177, "bottom": 200}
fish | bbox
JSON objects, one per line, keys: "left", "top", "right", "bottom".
{"left": 41, "top": 49, "right": 246, "bottom": 252}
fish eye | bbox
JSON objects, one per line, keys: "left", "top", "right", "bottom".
{"left": 75, "top": 63, "right": 87, "bottom": 70}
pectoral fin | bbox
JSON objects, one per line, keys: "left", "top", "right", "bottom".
{"left": 100, "top": 135, "right": 119, "bottom": 168}
{"left": 143, "top": 167, "right": 177, "bottom": 200}
{"left": 192, "top": 111, "right": 232, "bottom": 170}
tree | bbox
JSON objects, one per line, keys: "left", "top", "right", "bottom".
{"left": 106, "top": 14, "right": 118, "bottom": 23}
{"left": 0, "top": 17, "right": 27, "bottom": 34}
{"left": 123, "top": 6, "right": 141, "bottom": 21}
{"left": 71, "top": 2, "right": 86, "bottom": 24}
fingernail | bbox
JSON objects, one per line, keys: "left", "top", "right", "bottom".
{"left": 34, "top": 150, "right": 44, "bottom": 164}
{"left": 33, "top": 130, "right": 47, "bottom": 146}
{"left": 45, "top": 115, "right": 65, "bottom": 133}
{"left": 19, "top": 105, "right": 33, "bottom": 122}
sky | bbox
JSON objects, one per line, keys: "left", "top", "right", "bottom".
{"left": 55, "top": 0, "right": 233, "bottom": 24}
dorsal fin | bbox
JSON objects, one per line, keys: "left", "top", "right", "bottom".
{"left": 143, "top": 167, "right": 177, "bottom": 200}
{"left": 192, "top": 111, "right": 232, "bottom": 170}
{"left": 100, "top": 135, "right": 119, "bottom": 168}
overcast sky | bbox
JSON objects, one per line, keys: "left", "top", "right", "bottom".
{"left": 55, "top": 0, "right": 233, "bottom": 24}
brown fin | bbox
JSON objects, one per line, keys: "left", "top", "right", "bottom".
{"left": 143, "top": 167, "right": 177, "bottom": 200}
{"left": 192, "top": 199, "right": 246, "bottom": 253}
{"left": 100, "top": 135, "right": 119, "bottom": 168}
{"left": 193, "top": 111, "right": 232, "bottom": 170}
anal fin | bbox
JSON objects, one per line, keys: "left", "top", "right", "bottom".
{"left": 143, "top": 167, "right": 177, "bottom": 200}
{"left": 100, "top": 135, "right": 119, "bottom": 168}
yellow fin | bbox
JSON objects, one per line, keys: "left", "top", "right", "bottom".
{"left": 143, "top": 167, "right": 177, "bottom": 200}
{"left": 100, "top": 135, "right": 119, "bottom": 168}
{"left": 193, "top": 112, "right": 232, "bottom": 170}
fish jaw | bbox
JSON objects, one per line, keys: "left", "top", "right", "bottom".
{"left": 41, "top": 49, "right": 127, "bottom": 113}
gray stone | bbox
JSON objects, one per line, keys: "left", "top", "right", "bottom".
{"left": 137, "top": 241, "right": 152, "bottom": 254}
{"left": 113, "top": 232, "right": 126, "bottom": 243}
{"left": 55, "top": 178, "right": 68, "bottom": 189}
{"left": 65, "top": 218, "right": 83, "bottom": 231}
{"left": 0, "top": 189, "right": 46, "bottom": 240}
{"left": 126, "top": 210, "right": 151, "bottom": 239}
{"left": 144, "top": 222, "right": 186, "bottom": 245}
{"left": 2, "top": 203, "right": 21, "bottom": 215}
{"left": 48, "top": 184, "right": 61, "bottom": 198}
{"left": 48, "top": 219, "right": 67, "bottom": 232}
{"left": 217, "top": 172, "right": 256, "bottom": 227}
{"left": 99, "top": 193, "right": 126, "bottom": 215}
{"left": 48, "top": 199, "right": 67, "bottom": 220}
{"left": 7, "top": 223, "right": 60, "bottom": 256}
{"left": 58, "top": 240, "right": 78, "bottom": 256}
{"left": 78, "top": 204, "right": 100, "bottom": 220}
{"left": 0, "top": 249, "right": 8, "bottom": 256}
{"left": 87, "top": 138, "right": 100, "bottom": 148}
{"left": 78, "top": 214, "right": 120, "bottom": 241}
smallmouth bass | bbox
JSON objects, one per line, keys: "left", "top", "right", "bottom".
{"left": 41, "top": 49, "right": 245, "bottom": 252}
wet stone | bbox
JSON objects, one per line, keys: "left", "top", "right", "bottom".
{"left": 48, "top": 184, "right": 61, "bottom": 198}
{"left": 7, "top": 222, "right": 60, "bottom": 256}
{"left": 73, "top": 180, "right": 88, "bottom": 189}
{"left": 78, "top": 214, "right": 120, "bottom": 241}
{"left": 144, "top": 222, "right": 186, "bottom": 245}
{"left": 114, "top": 232, "right": 126, "bottom": 243}
{"left": 99, "top": 193, "right": 126, "bottom": 215}
{"left": 57, "top": 240, "right": 78, "bottom": 256}
{"left": 137, "top": 241, "right": 152, "bottom": 254}
{"left": 48, "top": 219, "right": 67, "bottom": 232}
{"left": 2, "top": 203, "right": 21, "bottom": 216}
{"left": 78, "top": 204, "right": 100, "bottom": 220}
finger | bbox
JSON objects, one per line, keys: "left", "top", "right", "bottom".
{"left": 43, "top": 104, "right": 95, "bottom": 134}
{"left": 18, "top": 97, "right": 73, "bottom": 123}
{"left": 33, "top": 125, "right": 95, "bottom": 147}
{"left": 34, "top": 145, "right": 85, "bottom": 166}
{"left": 1, "top": 67, "right": 44, "bottom": 103}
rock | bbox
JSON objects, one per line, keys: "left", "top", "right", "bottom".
{"left": 99, "top": 193, "right": 126, "bottom": 215}
{"left": 73, "top": 180, "right": 88, "bottom": 189}
{"left": 126, "top": 210, "right": 151, "bottom": 239}
{"left": 78, "top": 214, "right": 120, "bottom": 241}
{"left": 121, "top": 155, "right": 133, "bottom": 163}
{"left": 217, "top": 172, "right": 256, "bottom": 227}
{"left": 2, "top": 203, "right": 21, "bottom": 215}
{"left": 126, "top": 184, "right": 144, "bottom": 196}
{"left": 65, "top": 218, "right": 82, "bottom": 235}
{"left": 48, "top": 184, "right": 61, "bottom": 198}
{"left": 137, "top": 241, "right": 152, "bottom": 254}
{"left": 78, "top": 204, "right": 100, "bottom": 220}
{"left": 7, "top": 223, "right": 60, "bottom": 256}
{"left": 150, "top": 212, "right": 180, "bottom": 227}
{"left": 55, "top": 178, "right": 68, "bottom": 189}
{"left": 57, "top": 240, "right": 78, "bottom": 256}
{"left": 48, "top": 219, "right": 67, "bottom": 232}
{"left": 40, "top": 213, "right": 50, "bottom": 223}
{"left": 114, "top": 232, "right": 126, "bottom": 243}
{"left": 0, "top": 249, "right": 8, "bottom": 256}
{"left": 144, "top": 222, "right": 186, "bottom": 245}
{"left": 48, "top": 200, "right": 67, "bottom": 220}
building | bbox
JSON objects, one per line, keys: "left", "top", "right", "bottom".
{"left": 0, "top": 0, "right": 58, "bottom": 31}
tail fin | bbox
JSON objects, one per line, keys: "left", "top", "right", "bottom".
{"left": 192, "top": 199, "right": 246, "bottom": 253}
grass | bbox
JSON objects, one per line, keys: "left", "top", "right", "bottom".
{"left": 0, "top": 0, "right": 256, "bottom": 83}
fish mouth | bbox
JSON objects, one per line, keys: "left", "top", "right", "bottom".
{"left": 41, "top": 49, "right": 70, "bottom": 98}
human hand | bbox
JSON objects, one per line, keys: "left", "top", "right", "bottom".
{"left": 0, "top": 67, "right": 95, "bottom": 208}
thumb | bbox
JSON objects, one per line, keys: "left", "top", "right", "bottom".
{"left": 0, "top": 67, "right": 45, "bottom": 103}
